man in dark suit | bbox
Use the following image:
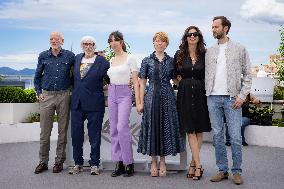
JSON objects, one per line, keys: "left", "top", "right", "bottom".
{"left": 68, "top": 36, "right": 109, "bottom": 175}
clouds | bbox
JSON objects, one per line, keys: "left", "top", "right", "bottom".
{"left": 0, "top": 0, "right": 219, "bottom": 36}
{"left": 0, "top": 0, "right": 239, "bottom": 34}
{"left": 0, "top": 0, "right": 281, "bottom": 69}
{"left": 0, "top": 0, "right": 188, "bottom": 34}
{"left": 240, "top": 0, "right": 284, "bottom": 25}
{"left": 1, "top": 0, "right": 283, "bottom": 30}
{"left": 0, "top": 53, "right": 37, "bottom": 69}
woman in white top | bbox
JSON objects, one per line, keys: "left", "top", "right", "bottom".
{"left": 107, "top": 31, "right": 140, "bottom": 177}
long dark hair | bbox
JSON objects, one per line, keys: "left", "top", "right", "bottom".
{"left": 108, "top": 31, "right": 127, "bottom": 52}
{"left": 176, "top": 26, "right": 206, "bottom": 69}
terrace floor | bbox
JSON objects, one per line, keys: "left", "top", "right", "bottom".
{"left": 1, "top": 141, "right": 284, "bottom": 189}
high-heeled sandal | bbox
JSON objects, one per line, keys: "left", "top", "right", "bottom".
{"left": 150, "top": 161, "right": 158, "bottom": 177}
{"left": 193, "top": 165, "right": 204, "bottom": 180}
{"left": 159, "top": 162, "right": 167, "bottom": 177}
{"left": 187, "top": 164, "right": 196, "bottom": 178}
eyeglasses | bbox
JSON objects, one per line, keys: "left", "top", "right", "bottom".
{"left": 83, "top": 43, "right": 94, "bottom": 46}
{"left": 186, "top": 32, "right": 200, "bottom": 37}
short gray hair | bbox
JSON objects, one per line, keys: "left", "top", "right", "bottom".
{"left": 80, "top": 35, "right": 96, "bottom": 48}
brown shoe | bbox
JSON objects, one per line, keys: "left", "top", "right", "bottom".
{"left": 210, "top": 171, "right": 229, "bottom": 182}
{"left": 34, "top": 163, "right": 48, "bottom": 174}
{"left": 233, "top": 173, "right": 243, "bottom": 185}
{"left": 53, "top": 163, "right": 63, "bottom": 173}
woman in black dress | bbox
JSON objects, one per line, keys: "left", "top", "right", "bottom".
{"left": 174, "top": 26, "right": 211, "bottom": 180}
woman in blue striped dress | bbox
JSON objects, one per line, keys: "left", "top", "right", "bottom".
{"left": 137, "top": 32, "right": 184, "bottom": 177}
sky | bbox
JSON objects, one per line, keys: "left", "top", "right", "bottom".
{"left": 0, "top": 0, "right": 283, "bottom": 70}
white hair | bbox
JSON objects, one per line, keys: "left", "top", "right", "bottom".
{"left": 80, "top": 35, "right": 96, "bottom": 48}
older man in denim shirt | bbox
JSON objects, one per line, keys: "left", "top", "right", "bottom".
{"left": 34, "top": 32, "right": 75, "bottom": 174}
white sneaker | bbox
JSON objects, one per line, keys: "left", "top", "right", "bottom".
{"left": 90, "top": 166, "right": 100, "bottom": 175}
{"left": 69, "top": 165, "right": 83, "bottom": 175}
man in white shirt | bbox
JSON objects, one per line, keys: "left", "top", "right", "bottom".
{"left": 205, "top": 16, "right": 251, "bottom": 185}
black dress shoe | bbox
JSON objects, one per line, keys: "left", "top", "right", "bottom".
{"left": 53, "top": 163, "right": 63, "bottom": 173}
{"left": 242, "top": 141, "right": 248, "bottom": 146}
{"left": 34, "top": 163, "right": 48, "bottom": 174}
{"left": 111, "top": 161, "right": 125, "bottom": 177}
{"left": 124, "top": 163, "right": 134, "bottom": 177}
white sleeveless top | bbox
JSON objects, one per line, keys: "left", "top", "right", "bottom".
{"left": 107, "top": 55, "right": 138, "bottom": 85}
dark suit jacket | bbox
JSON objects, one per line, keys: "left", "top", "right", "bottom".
{"left": 71, "top": 53, "right": 110, "bottom": 112}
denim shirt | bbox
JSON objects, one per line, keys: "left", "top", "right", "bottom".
{"left": 34, "top": 48, "right": 75, "bottom": 95}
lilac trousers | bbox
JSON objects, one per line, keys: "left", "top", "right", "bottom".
{"left": 108, "top": 84, "right": 133, "bottom": 165}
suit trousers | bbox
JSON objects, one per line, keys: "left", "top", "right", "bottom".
{"left": 71, "top": 103, "right": 104, "bottom": 166}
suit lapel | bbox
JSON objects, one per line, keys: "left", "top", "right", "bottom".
{"left": 75, "top": 54, "right": 83, "bottom": 80}
{"left": 82, "top": 56, "right": 99, "bottom": 79}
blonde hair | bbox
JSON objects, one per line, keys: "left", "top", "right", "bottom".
{"left": 153, "top": 32, "right": 169, "bottom": 46}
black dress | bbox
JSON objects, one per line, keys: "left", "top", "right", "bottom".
{"left": 174, "top": 52, "right": 211, "bottom": 134}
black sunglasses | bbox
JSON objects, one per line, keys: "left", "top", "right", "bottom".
{"left": 186, "top": 32, "right": 200, "bottom": 37}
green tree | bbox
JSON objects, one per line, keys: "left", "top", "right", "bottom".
{"left": 104, "top": 46, "right": 115, "bottom": 62}
{"left": 276, "top": 26, "right": 284, "bottom": 81}
{"left": 23, "top": 88, "right": 37, "bottom": 103}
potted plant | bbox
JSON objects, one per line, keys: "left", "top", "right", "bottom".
{"left": 259, "top": 106, "right": 273, "bottom": 126}
{"left": 249, "top": 105, "right": 274, "bottom": 126}
{"left": 249, "top": 105, "right": 261, "bottom": 125}
{"left": 0, "top": 87, "right": 39, "bottom": 124}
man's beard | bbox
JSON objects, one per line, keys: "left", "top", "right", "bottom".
{"left": 213, "top": 31, "right": 225, "bottom": 39}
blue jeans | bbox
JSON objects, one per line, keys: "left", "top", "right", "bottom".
{"left": 226, "top": 117, "right": 250, "bottom": 143}
{"left": 207, "top": 95, "right": 242, "bottom": 174}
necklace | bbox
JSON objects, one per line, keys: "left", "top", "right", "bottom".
{"left": 190, "top": 56, "right": 197, "bottom": 65}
